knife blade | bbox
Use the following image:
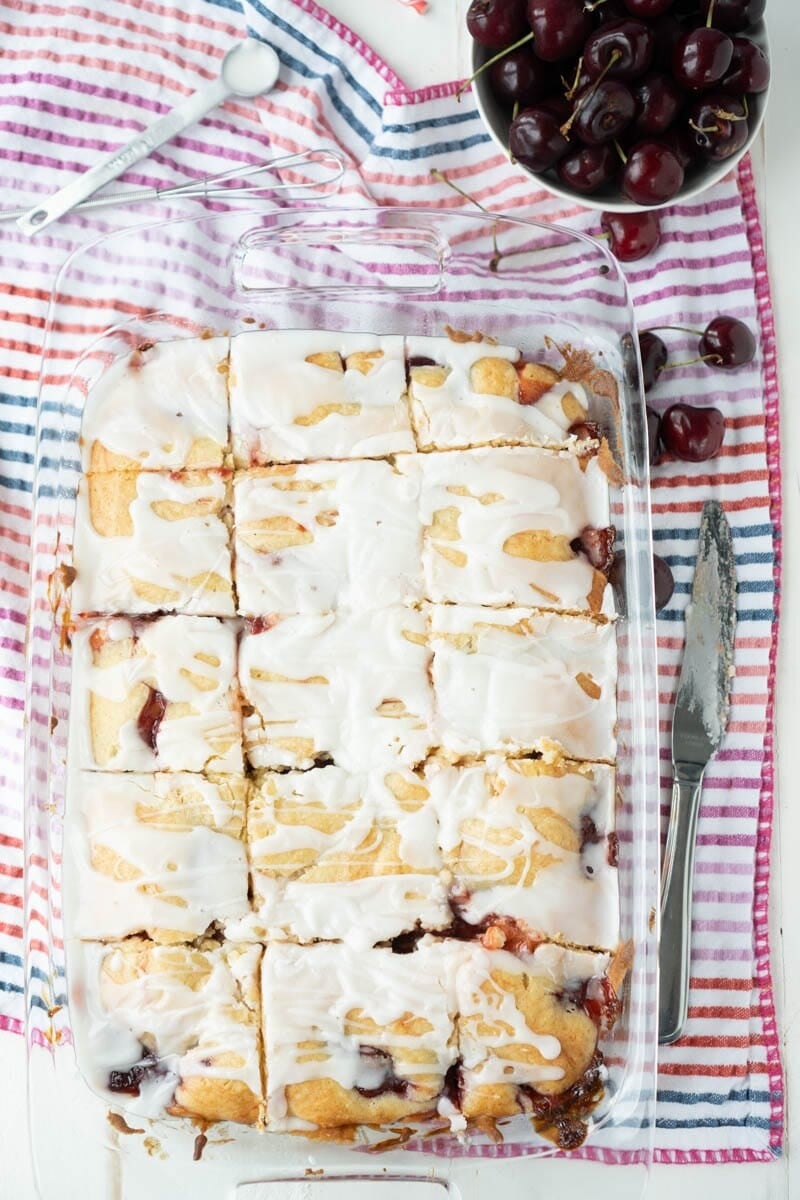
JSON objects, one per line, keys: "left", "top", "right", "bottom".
{"left": 658, "top": 499, "right": 737, "bottom": 1044}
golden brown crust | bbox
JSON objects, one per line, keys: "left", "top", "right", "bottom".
{"left": 170, "top": 1076, "right": 263, "bottom": 1126}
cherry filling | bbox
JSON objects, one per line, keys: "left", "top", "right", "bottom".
{"left": 520, "top": 1052, "right": 604, "bottom": 1151}
{"left": 389, "top": 927, "right": 426, "bottom": 954}
{"left": 107, "top": 1048, "right": 162, "bottom": 1097}
{"left": 567, "top": 419, "right": 603, "bottom": 442}
{"left": 440, "top": 894, "right": 543, "bottom": 954}
{"left": 583, "top": 976, "right": 622, "bottom": 1035}
{"left": 246, "top": 614, "right": 279, "bottom": 635}
{"left": 354, "top": 1045, "right": 411, "bottom": 1099}
{"left": 136, "top": 686, "right": 167, "bottom": 752}
{"left": 606, "top": 831, "right": 619, "bottom": 868}
{"left": 570, "top": 525, "right": 616, "bottom": 575}
{"left": 405, "top": 355, "right": 439, "bottom": 385}
{"left": 443, "top": 1058, "right": 464, "bottom": 1110}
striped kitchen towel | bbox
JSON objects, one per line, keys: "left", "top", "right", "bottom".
{"left": 0, "top": 0, "right": 782, "bottom": 1162}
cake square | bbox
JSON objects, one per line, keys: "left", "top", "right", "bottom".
{"left": 453, "top": 942, "right": 612, "bottom": 1125}
{"left": 230, "top": 330, "right": 414, "bottom": 465}
{"left": 72, "top": 615, "right": 242, "bottom": 773}
{"left": 430, "top": 606, "right": 616, "bottom": 761}
{"left": 234, "top": 766, "right": 447, "bottom": 948}
{"left": 71, "top": 470, "right": 234, "bottom": 616}
{"left": 70, "top": 938, "right": 263, "bottom": 1125}
{"left": 240, "top": 607, "right": 433, "bottom": 772}
{"left": 419, "top": 447, "right": 613, "bottom": 613}
{"left": 428, "top": 756, "right": 619, "bottom": 950}
{"left": 66, "top": 771, "right": 250, "bottom": 942}
{"left": 406, "top": 334, "right": 591, "bottom": 451}
{"left": 81, "top": 337, "right": 230, "bottom": 473}
{"left": 234, "top": 459, "right": 422, "bottom": 615}
{"left": 261, "top": 941, "right": 457, "bottom": 1130}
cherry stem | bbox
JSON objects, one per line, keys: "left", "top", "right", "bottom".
{"left": 455, "top": 31, "right": 534, "bottom": 100}
{"left": 662, "top": 354, "right": 722, "bottom": 369}
{"left": 583, "top": 0, "right": 609, "bottom": 10}
{"left": 706, "top": 0, "right": 716, "bottom": 27}
{"left": 644, "top": 324, "right": 704, "bottom": 336}
{"left": 430, "top": 168, "right": 502, "bottom": 266}
{"left": 689, "top": 119, "right": 719, "bottom": 134}
{"left": 613, "top": 139, "right": 628, "bottom": 165}
{"left": 560, "top": 50, "right": 622, "bottom": 139}
{"left": 563, "top": 55, "right": 584, "bottom": 102}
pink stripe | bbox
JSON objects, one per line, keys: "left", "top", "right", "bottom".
{"left": 737, "top": 153, "right": 785, "bottom": 1150}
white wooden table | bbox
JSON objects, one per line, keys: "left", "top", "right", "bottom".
{"left": 1, "top": 1, "right": 797, "bottom": 1195}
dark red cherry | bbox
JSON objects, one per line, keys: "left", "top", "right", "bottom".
{"left": 537, "top": 94, "right": 571, "bottom": 123}
{"left": 622, "top": 140, "right": 685, "bottom": 205}
{"left": 467, "top": 0, "right": 528, "bottom": 48}
{"left": 634, "top": 72, "right": 683, "bottom": 136}
{"left": 687, "top": 91, "right": 749, "bottom": 160}
{"left": 557, "top": 144, "right": 617, "bottom": 193}
{"left": 609, "top": 551, "right": 675, "bottom": 612}
{"left": 509, "top": 106, "right": 569, "bottom": 171}
{"left": 652, "top": 14, "right": 685, "bottom": 72}
{"left": 653, "top": 554, "right": 676, "bottom": 610}
{"left": 623, "top": 0, "right": 675, "bottom": 13}
{"left": 699, "top": 0, "right": 766, "bottom": 32}
{"left": 638, "top": 331, "right": 668, "bottom": 391}
{"left": 526, "top": 0, "right": 592, "bottom": 62}
{"left": 661, "top": 123, "right": 699, "bottom": 168}
{"left": 646, "top": 405, "right": 661, "bottom": 464}
{"left": 673, "top": 27, "right": 734, "bottom": 89}
{"left": 722, "top": 36, "right": 770, "bottom": 95}
{"left": 573, "top": 80, "right": 636, "bottom": 145}
{"left": 491, "top": 49, "right": 552, "bottom": 105}
{"left": 584, "top": 20, "right": 655, "bottom": 82}
{"left": 699, "top": 315, "right": 756, "bottom": 367}
{"left": 137, "top": 686, "right": 167, "bottom": 752}
{"left": 601, "top": 210, "right": 662, "bottom": 261}
{"left": 661, "top": 403, "right": 725, "bottom": 461}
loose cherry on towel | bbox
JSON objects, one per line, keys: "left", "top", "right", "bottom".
{"left": 660, "top": 402, "right": 726, "bottom": 461}
{"left": 600, "top": 209, "right": 662, "bottom": 260}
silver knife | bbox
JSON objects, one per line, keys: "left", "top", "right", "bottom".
{"left": 658, "top": 499, "right": 737, "bottom": 1044}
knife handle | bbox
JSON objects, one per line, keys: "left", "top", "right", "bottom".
{"left": 658, "top": 763, "right": 705, "bottom": 1045}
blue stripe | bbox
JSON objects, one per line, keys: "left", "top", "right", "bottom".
{"left": 657, "top": 1088, "right": 773, "bottom": 1106}
{"left": 656, "top": 1117, "right": 772, "bottom": 1130}
{"left": 666, "top": 552, "right": 774, "bottom": 567}
{"left": 0, "top": 473, "right": 32, "bottom": 494}
{"left": 0, "top": 951, "right": 22, "bottom": 970}
{"left": 0, "top": 391, "right": 36, "bottom": 410}
{"left": 41, "top": 428, "right": 78, "bottom": 443}
{"left": 370, "top": 132, "right": 493, "bottom": 159}
{"left": 383, "top": 110, "right": 481, "bottom": 135}
{"left": 245, "top": 0, "right": 382, "bottom": 130}
{"left": 0, "top": 447, "right": 32, "bottom": 466}
{"left": 653, "top": 523, "right": 774, "bottom": 541}
{"left": 660, "top": 607, "right": 775, "bottom": 622}
{"left": 0, "top": 979, "right": 23, "bottom": 995}
{"left": 41, "top": 402, "right": 82, "bottom": 419}
{"left": 30, "top": 993, "right": 67, "bottom": 1012}
{"left": 0, "top": 419, "right": 34, "bottom": 437}
{"left": 672, "top": 580, "right": 775, "bottom": 595}
{"left": 37, "top": 484, "right": 75, "bottom": 500}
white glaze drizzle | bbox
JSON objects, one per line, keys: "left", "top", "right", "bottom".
{"left": 406, "top": 335, "right": 587, "bottom": 450}
{"left": 227, "top": 766, "right": 447, "bottom": 948}
{"left": 71, "top": 615, "right": 243, "bottom": 773}
{"left": 419, "top": 447, "right": 612, "bottom": 612}
{"left": 69, "top": 939, "right": 262, "bottom": 1122}
{"left": 261, "top": 940, "right": 458, "bottom": 1130}
{"left": 430, "top": 605, "right": 617, "bottom": 761}
{"left": 230, "top": 330, "right": 414, "bottom": 465}
{"left": 427, "top": 756, "right": 619, "bottom": 949}
{"left": 72, "top": 470, "right": 234, "bottom": 616}
{"left": 65, "top": 771, "right": 249, "bottom": 941}
{"left": 240, "top": 607, "right": 433, "bottom": 771}
{"left": 234, "top": 459, "right": 422, "bottom": 615}
{"left": 80, "top": 338, "right": 230, "bottom": 471}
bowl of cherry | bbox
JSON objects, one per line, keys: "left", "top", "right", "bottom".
{"left": 467, "top": 0, "right": 770, "bottom": 210}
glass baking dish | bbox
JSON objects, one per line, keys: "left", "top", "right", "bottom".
{"left": 24, "top": 205, "right": 659, "bottom": 1200}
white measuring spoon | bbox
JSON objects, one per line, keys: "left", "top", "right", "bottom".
{"left": 16, "top": 38, "right": 281, "bottom": 236}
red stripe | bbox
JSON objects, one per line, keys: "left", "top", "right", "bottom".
{"left": 0, "top": 863, "right": 22, "bottom": 880}
{"left": 0, "top": 891, "right": 22, "bottom": 908}
{"left": 0, "top": 833, "right": 22, "bottom": 851}
{"left": 659, "top": 1062, "right": 769, "bottom": 1077}
{"left": 0, "top": 921, "right": 22, "bottom": 938}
